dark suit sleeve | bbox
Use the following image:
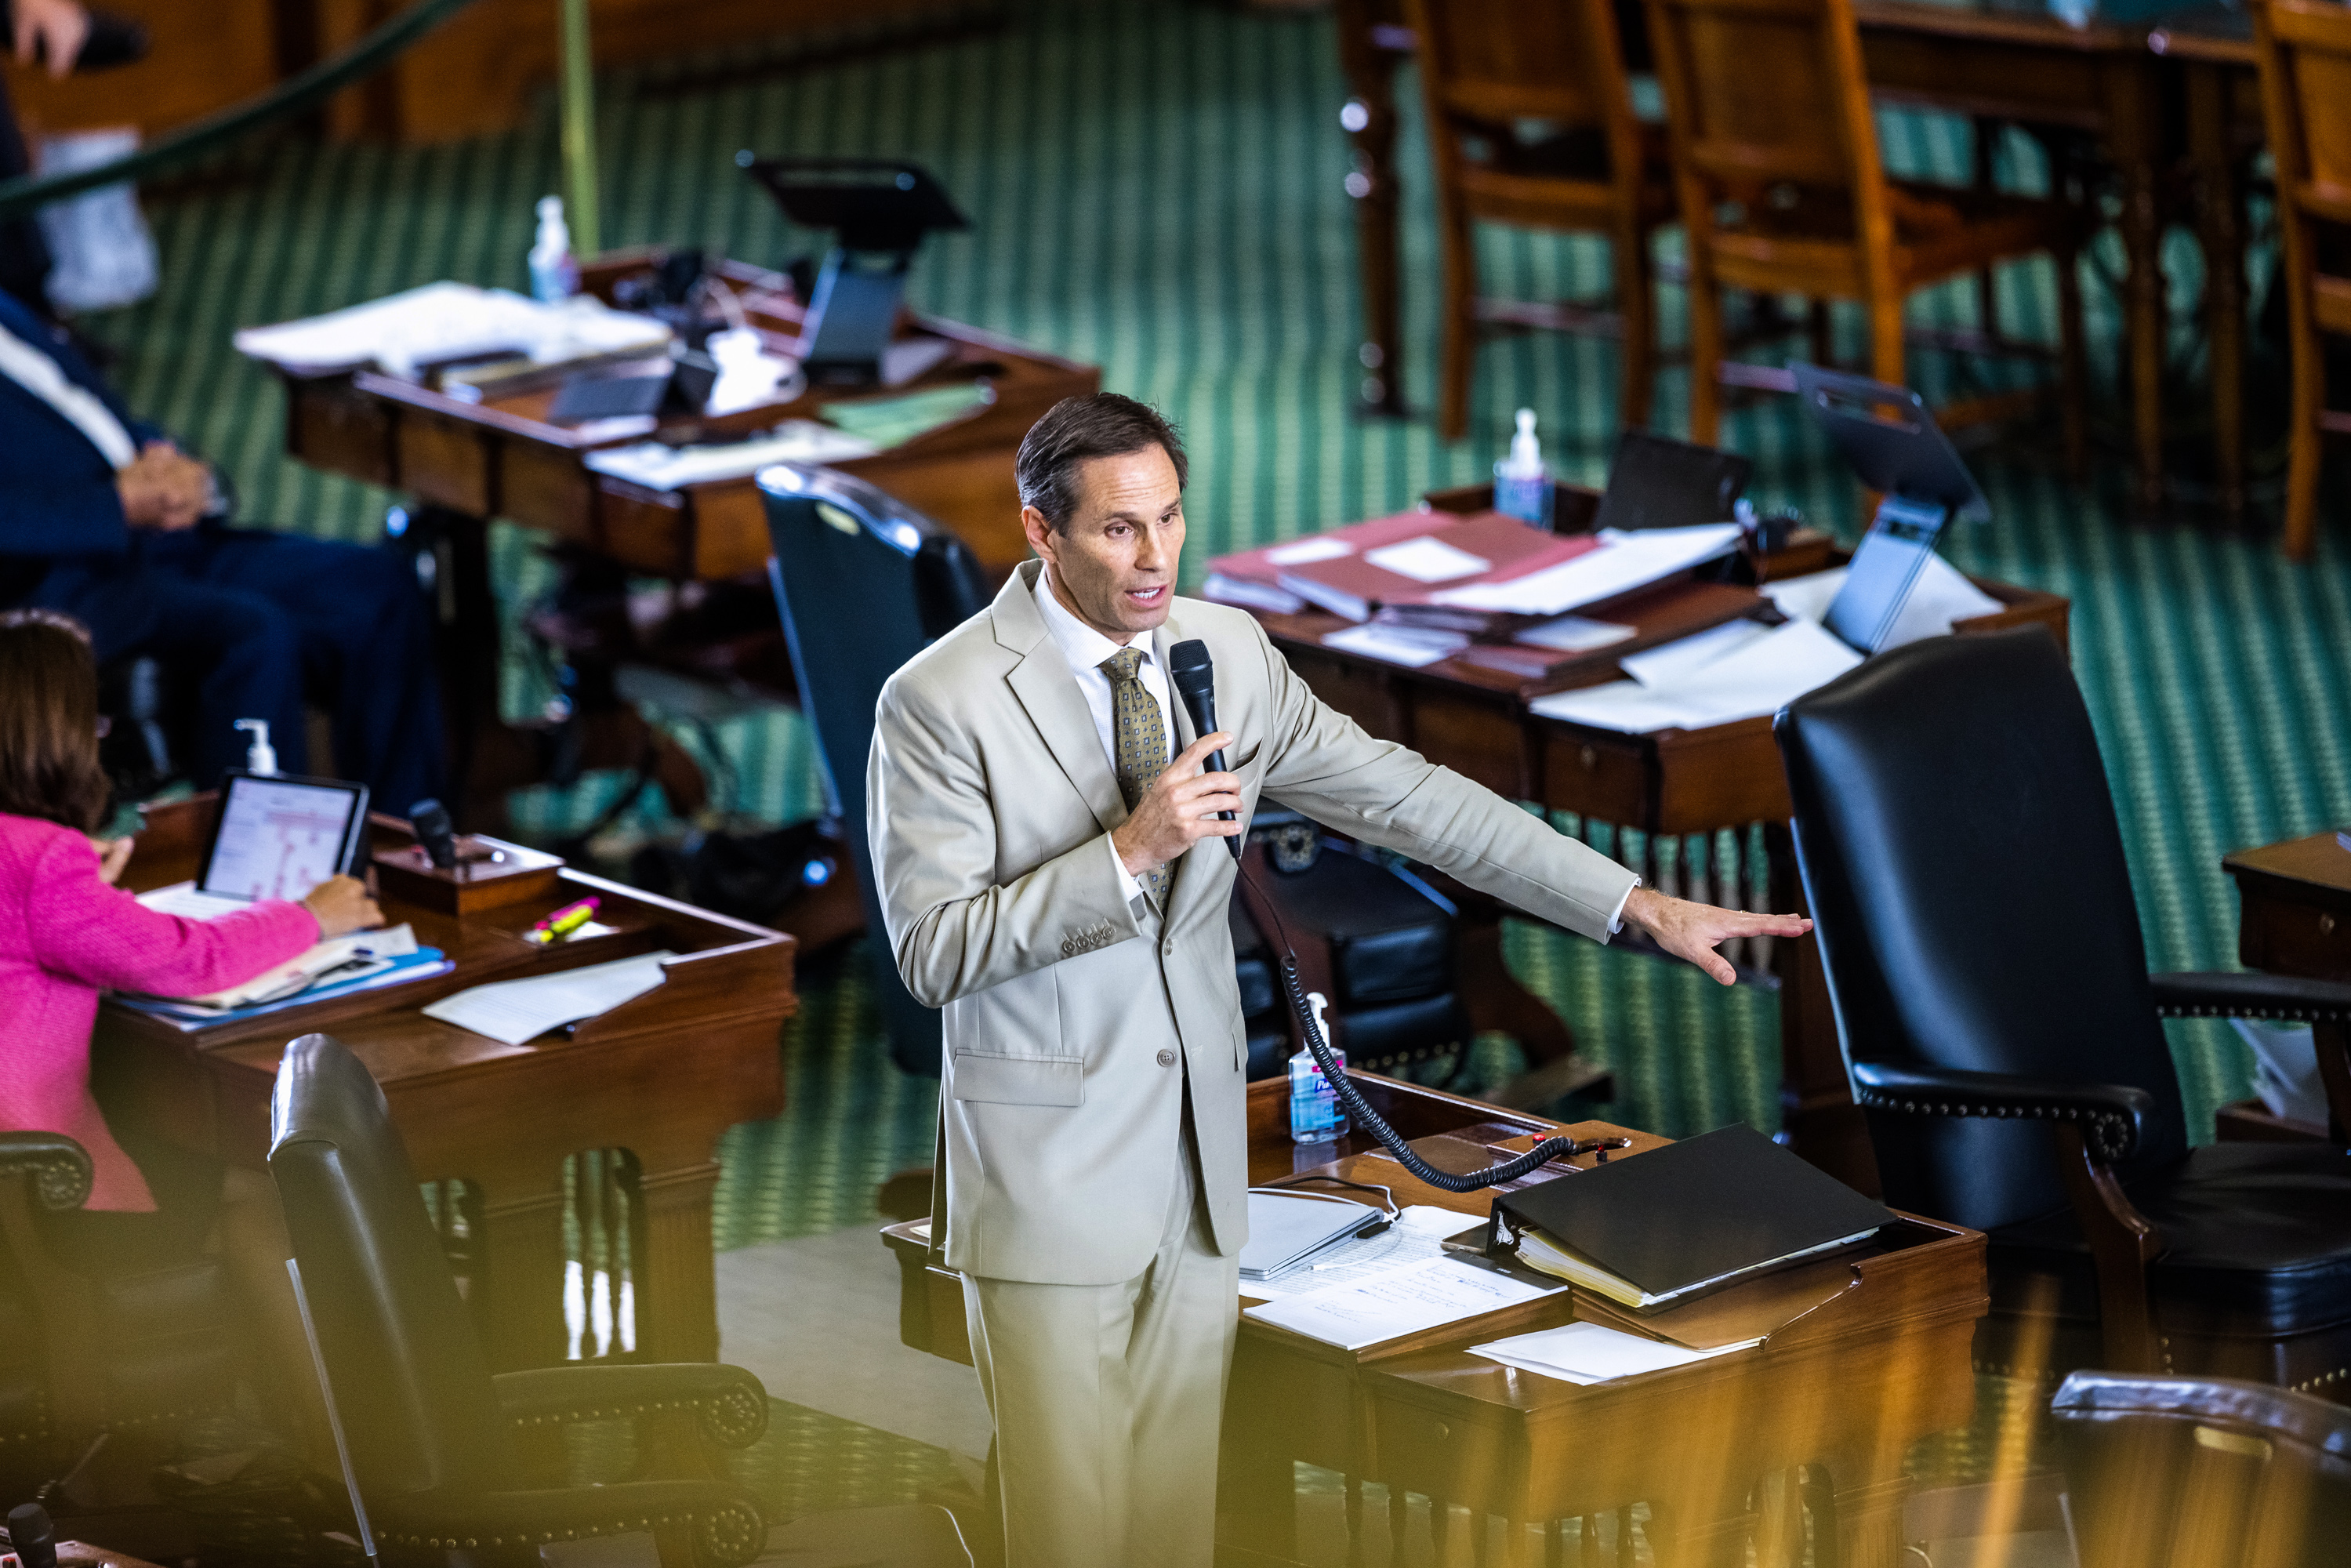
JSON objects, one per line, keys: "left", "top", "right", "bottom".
{"left": 0, "top": 461, "right": 132, "bottom": 559}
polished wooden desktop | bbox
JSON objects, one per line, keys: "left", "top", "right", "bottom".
{"left": 267, "top": 249, "right": 1098, "bottom": 827}
{"left": 1335, "top": 0, "right": 2258, "bottom": 516}
{"left": 93, "top": 794, "right": 796, "bottom": 1370}
{"left": 2215, "top": 829, "right": 2351, "bottom": 1143}
{"left": 1233, "top": 485, "right": 2070, "bottom": 1192}
{"left": 881, "top": 1074, "right": 1986, "bottom": 1566}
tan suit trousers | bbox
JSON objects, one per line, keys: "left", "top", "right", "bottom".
{"left": 961, "top": 1109, "right": 1238, "bottom": 1568}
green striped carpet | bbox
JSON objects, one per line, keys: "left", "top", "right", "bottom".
{"left": 70, "top": 0, "right": 2347, "bottom": 1522}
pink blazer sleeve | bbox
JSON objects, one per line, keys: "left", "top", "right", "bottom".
{"left": 29, "top": 833, "right": 321, "bottom": 996}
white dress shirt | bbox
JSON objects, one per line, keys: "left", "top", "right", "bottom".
{"left": 1034, "top": 566, "right": 1170, "bottom": 902}
{"left": 0, "top": 314, "right": 137, "bottom": 470}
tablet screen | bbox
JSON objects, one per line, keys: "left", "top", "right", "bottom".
{"left": 198, "top": 774, "right": 370, "bottom": 902}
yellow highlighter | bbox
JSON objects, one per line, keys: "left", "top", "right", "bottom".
{"left": 527, "top": 896, "right": 600, "bottom": 945}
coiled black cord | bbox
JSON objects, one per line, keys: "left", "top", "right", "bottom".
{"left": 1240, "top": 858, "right": 1587, "bottom": 1192}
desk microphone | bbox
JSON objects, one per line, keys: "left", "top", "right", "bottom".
{"left": 1166, "top": 639, "right": 1242, "bottom": 860}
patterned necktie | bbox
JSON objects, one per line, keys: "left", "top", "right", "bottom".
{"left": 1101, "top": 647, "right": 1174, "bottom": 909}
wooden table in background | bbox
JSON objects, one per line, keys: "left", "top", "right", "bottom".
{"left": 2215, "top": 829, "right": 2351, "bottom": 1144}
{"left": 1239, "top": 485, "right": 2070, "bottom": 1192}
{"left": 1333, "top": 0, "right": 2253, "bottom": 516}
{"left": 882, "top": 1074, "right": 1986, "bottom": 1566}
{"left": 94, "top": 795, "right": 796, "bottom": 1370}
{"left": 270, "top": 249, "right": 1097, "bottom": 829}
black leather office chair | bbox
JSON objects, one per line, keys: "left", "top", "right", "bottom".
{"left": 2052, "top": 1372, "right": 2351, "bottom": 1568}
{"left": 270, "top": 1033, "right": 967, "bottom": 1568}
{"left": 0, "top": 1132, "right": 240, "bottom": 1499}
{"left": 759, "top": 466, "right": 990, "bottom": 1076}
{"left": 1773, "top": 627, "right": 2351, "bottom": 1388}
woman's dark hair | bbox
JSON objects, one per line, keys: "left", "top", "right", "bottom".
{"left": 1014, "top": 393, "right": 1188, "bottom": 533}
{"left": 0, "top": 610, "right": 111, "bottom": 833}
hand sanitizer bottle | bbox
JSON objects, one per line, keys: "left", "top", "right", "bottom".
{"left": 1493, "top": 408, "right": 1554, "bottom": 530}
{"left": 233, "top": 719, "right": 278, "bottom": 775}
{"left": 1288, "top": 991, "right": 1351, "bottom": 1144}
{"left": 528, "top": 195, "right": 579, "bottom": 303}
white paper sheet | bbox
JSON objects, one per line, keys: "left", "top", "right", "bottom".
{"left": 1243, "top": 1255, "right": 1564, "bottom": 1350}
{"left": 1514, "top": 615, "right": 1635, "bottom": 655}
{"left": 1364, "top": 536, "right": 1492, "bottom": 583}
{"left": 423, "top": 950, "right": 677, "bottom": 1047}
{"left": 1470, "top": 1321, "right": 1757, "bottom": 1385}
{"left": 1431, "top": 524, "right": 1743, "bottom": 616}
{"left": 1529, "top": 680, "right": 1707, "bottom": 735}
{"left": 1531, "top": 619, "right": 1862, "bottom": 733}
{"left": 233, "top": 282, "right": 673, "bottom": 379}
{"left": 1618, "top": 619, "right": 1773, "bottom": 689}
{"left": 1266, "top": 536, "right": 1355, "bottom": 566}
{"left": 1762, "top": 554, "right": 2004, "bottom": 649}
{"left": 586, "top": 420, "right": 880, "bottom": 488}
{"left": 1322, "top": 623, "right": 1469, "bottom": 668}
{"left": 1240, "top": 1206, "right": 1468, "bottom": 1299}
{"left": 136, "top": 880, "right": 253, "bottom": 921}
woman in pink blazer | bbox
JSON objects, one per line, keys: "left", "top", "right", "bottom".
{"left": 0, "top": 609, "right": 379, "bottom": 1450}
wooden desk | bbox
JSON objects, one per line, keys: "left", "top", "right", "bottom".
{"left": 2215, "top": 829, "right": 2351, "bottom": 1143}
{"left": 881, "top": 1074, "right": 1986, "bottom": 1566}
{"left": 94, "top": 796, "right": 796, "bottom": 1370}
{"left": 1234, "top": 500, "right": 2070, "bottom": 1190}
{"left": 1333, "top": 0, "right": 2224, "bottom": 514}
{"left": 270, "top": 250, "right": 1097, "bottom": 827}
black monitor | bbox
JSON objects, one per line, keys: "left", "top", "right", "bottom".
{"left": 1591, "top": 430, "right": 1752, "bottom": 533}
{"left": 758, "top": 464, "right": 989, "bottom": 1075}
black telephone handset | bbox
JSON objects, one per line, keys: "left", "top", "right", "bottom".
{"left": 0, "top": 2, "right": 151, "bottom": 73}
{"left": 1169, "top": 637, "right": 1606, "bottom": 1192}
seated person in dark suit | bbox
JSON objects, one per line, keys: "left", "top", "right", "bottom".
{"left": 0, "top": 285, "right": 444, "bottom": 810}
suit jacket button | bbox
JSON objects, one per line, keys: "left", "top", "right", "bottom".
{"left": 1156, "top": 1049, "right": 1177, "bottom": 1068}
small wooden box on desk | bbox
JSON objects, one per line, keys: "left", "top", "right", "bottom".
{"left": 93, "top": 795, "right": 799, "bottom": 1370}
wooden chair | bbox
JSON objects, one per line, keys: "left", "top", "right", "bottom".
{"left": 1404, "top": 0, "right": 1676, "bottom": 438}
{"left": 2252, "top": 0, "right": 2351, "bottom": 561}
{"left": 1644, "top": 0, "right": 2088, "bottom": 463}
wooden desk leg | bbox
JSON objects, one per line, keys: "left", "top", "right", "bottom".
{"left": 2105, "top": 60, "right": 2169, "bottom": 515}
{"left": 1828, "top": 1474, "right": 1912, "bottom": 1568}
{"left": 636, "top": 1158, "right": 724, "bottom": 1363}
{"left": 1765, "top": 825, "right": 1881, "bottom": 1195}
{"left": 1336, "top": 0, "right": 1409, "bottom": 418}
{"left": 2188, "top": 61, "right": 2247, "bottom": 524}
{"left": 478, "top": 1182, "right": 573, "bottom": 1370}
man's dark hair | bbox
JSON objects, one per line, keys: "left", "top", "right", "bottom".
{"left": 1014, "top": 393, "right": 1188, "bottom": 533}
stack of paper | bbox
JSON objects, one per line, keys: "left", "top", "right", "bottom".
{"left": 112, "top": 924, "right": 452, "bottom": 1025}
{"left": 586, "top": 421, "right": 880, "bottom": 489}
{"left": 1242, "top": 1254, "right": 1564, "bottom": 1350}
{"left": 1470, "top": 1321, "right": 1755, "bottom": 1385}
{"left": 1761, "top": 554, "right": 2004, "bottom": 649}
{"left": 233, "top": 283, "right": 673, "bottom": 380}
{"left": 423, "top": 950, "right": 677, "bottom": 1047}
{"left": 1428, "top": 524, "right": 1744, "bottom": 618}
{"left": 1529, "top": 617, "right": 1862, "bottom": 735}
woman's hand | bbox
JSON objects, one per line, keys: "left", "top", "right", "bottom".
{"left": 85, "top": 836, "right": 132, "bottom": 885}
{"left": 301, "top": 875, "right": 383, "bottom": 938}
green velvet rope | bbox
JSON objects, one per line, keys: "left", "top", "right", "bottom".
{"left": 0, "top": 0, "right": 485, "bottom": 223}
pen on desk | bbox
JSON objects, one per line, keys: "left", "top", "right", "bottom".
{"left": 527, "top": 896, "right": 600, "bottom": 945}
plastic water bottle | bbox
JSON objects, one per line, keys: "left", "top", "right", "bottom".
{"left": 1493, "top": 408, "right": 1554, "bottom": 529}
{"left": 528, "top": 195, "right": 579, "bottom": 303}
{"left": 1288, "top": 991, "right": 1351, "bottom": 1144}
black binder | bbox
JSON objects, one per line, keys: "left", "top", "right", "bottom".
{"left": 1489, "top": 1123, "right": 1892, "bottom": 1311}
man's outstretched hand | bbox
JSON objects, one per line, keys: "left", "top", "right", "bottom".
{"left": 1621, "top": 886, "right": 1811, "bottom": 985}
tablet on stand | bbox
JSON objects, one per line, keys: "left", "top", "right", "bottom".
{"left": 1790, "top": 362, "right": 1990, "bottom": 655}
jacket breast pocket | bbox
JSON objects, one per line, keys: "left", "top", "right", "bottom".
{"left": 949, "top": 1051, "right": 1084, "bottom": 1106}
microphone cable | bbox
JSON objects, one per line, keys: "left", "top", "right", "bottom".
{"left": 1232, "top": 855, "right": 1609, "bottom": 1192}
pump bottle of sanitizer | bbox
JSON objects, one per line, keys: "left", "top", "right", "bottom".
{"left": 1493, "top": 407, "right": 1554, "bottom": 529}
{"left": 1288, "top": 990, "right": 1351, "bottom": 1144}
{"left": 528, "top": 195, "right": 579, "bottom": 303}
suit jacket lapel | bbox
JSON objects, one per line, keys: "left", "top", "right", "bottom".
{"left": 997, "top": 562, "right": 1129, "bottom": 839}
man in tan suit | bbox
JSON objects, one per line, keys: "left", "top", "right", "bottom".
{"left": 868, "top": 394, "right": 1809, "bottom": 1567}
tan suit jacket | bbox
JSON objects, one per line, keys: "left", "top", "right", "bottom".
{"left": 868, "top": 560, "right": 1641, "bottom": 1287}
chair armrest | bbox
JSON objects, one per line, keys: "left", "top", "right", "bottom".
{"left": 0, "top": 1132, "right": 93, "bottom": 1211}
{"left": 492, "top": 1363, "right": 769, "bottom": 1450}
{"left": 2149, "top": 970, "right": 2351, "bottom": 1024}
{"left": 1848, "top": 1061, "right": 2157, "bottom": 1163}
{"left": 372, "top": 1477, "right": 767, "bottom": 1568}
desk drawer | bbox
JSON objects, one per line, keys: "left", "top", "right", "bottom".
{"left": 1370, "top": 1398, "right": 1520, "bottom": 1518}
{"left": 2239, "top": 895, "right": 2351, "bottom": 983}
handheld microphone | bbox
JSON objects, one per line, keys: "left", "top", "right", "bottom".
{"left": 1166, "top": 639, "right": 1242, "bottom": 859}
